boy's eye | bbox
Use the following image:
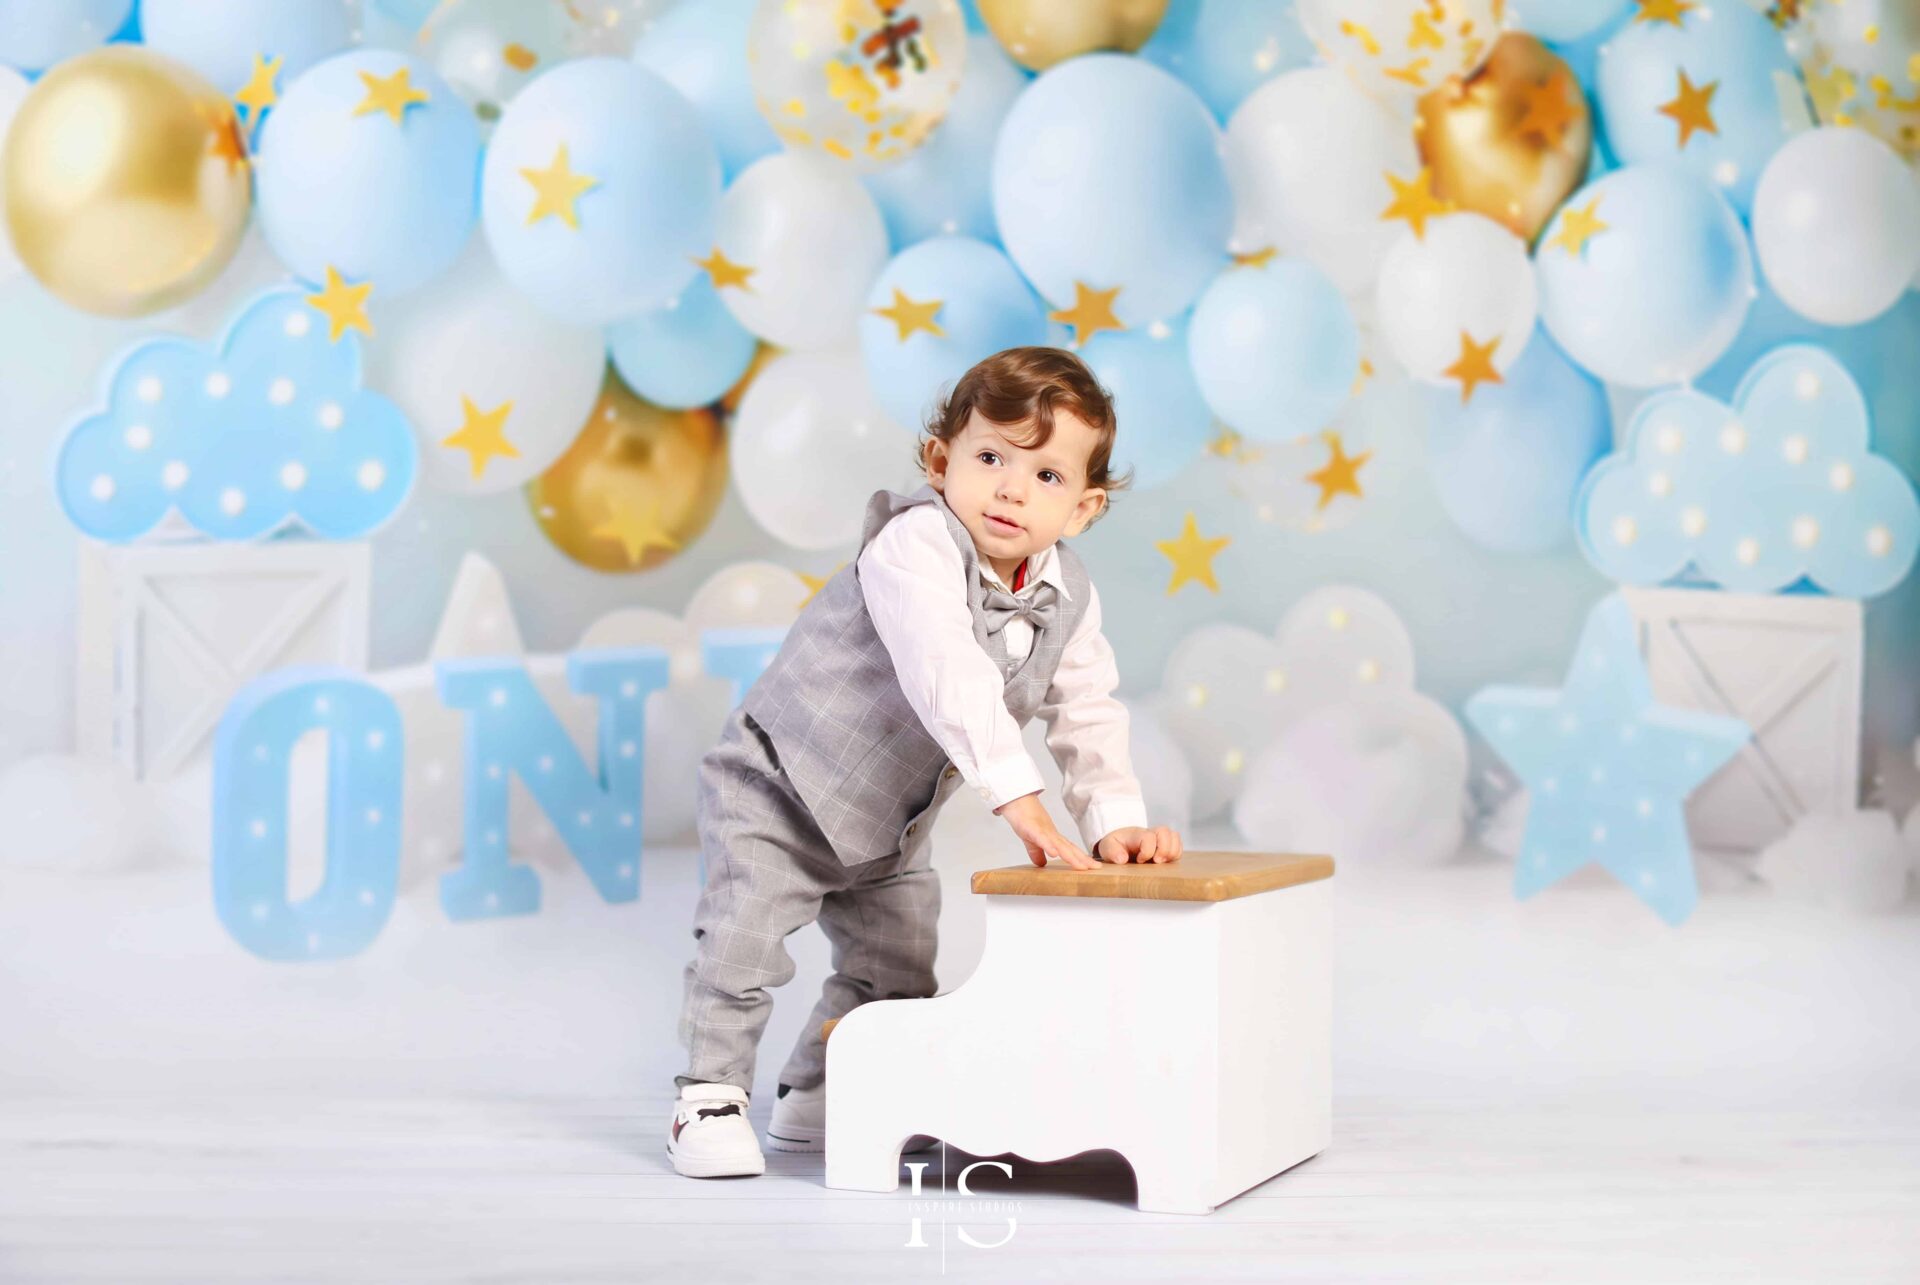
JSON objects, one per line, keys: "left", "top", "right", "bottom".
{"left": 1039, "top": 470, "right": 1060, "bottom": 484}
{"left": 977, "top": 450, "right": 998, "bottom": 465}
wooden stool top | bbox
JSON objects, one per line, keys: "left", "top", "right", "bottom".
{"left": 969, "top": 851, "right": 1333, "bottom": 903}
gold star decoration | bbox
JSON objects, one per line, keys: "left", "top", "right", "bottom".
{"left": 305, "top": 266, "right": 373, "bottom": 342}
{"left": 201, "top": 100, "right": 249, "bottom": 172}
{"left": 1443, "top": 331, "right": 1504, "bottom": 403}
{"left": 796, "top": 566, "right": 843, "bottom": 607}
{"left": 1304, "top": 431, "right": 1372, "bottom": 510}
{"left": 235, "top": 53, "right": 281, "bottom": 118}
{"left": 353, "top": 66, "right": 430, "bottom": 124}
{"left": 1548, "top": 196, "right": 1609, "bottom": 257}
{"left": 1231, "top": 246, "right": 1277, "bottom": 268}
{"left": 1380, "top": 167, "right": 1454, "bottom": 239}
{"left": 694, "top": 247, "right": 755, "bottom": 291}
{"left": 521, "top": 143, "right": 599, "bottom": 229}
{"left": 1633, "top": 0, "right": 1695, "bottom": 27}
{"left": 1658, "top": 69, "right": 1719, "bottom": 148}
{"left": 593, "top": 493, "right": 683, "bottom": 566}
{"left": 1155, "top": 512, "right": 1231, "bottom": 595}
{"left": 440, "top": 397, "right": 519, "bottom": 479}
{"left": 1048, "top": 281, "right": 1125, "bottom": 347}
{"left": 1517, "top": 72, "right": 1577, "bottom": 145}
{"left": 870, "top": 287, "right": 945, "bottom": 341}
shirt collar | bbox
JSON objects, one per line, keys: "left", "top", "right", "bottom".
{"left": 978, "top": 541, "right": 1073, "bottom": 602}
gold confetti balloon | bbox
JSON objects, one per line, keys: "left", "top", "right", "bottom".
{"left": 1793, "top": 0, "right": 1920, "bottom": 159}
{"left": 1299, "top": 0, "right": 1500, "bottom": 99}
{"left": 747, "top": 0, "right": 967, "bottom": 170}
{"left": 528, "top": 365, "right": 729, "bottom": 574}
{"left": 2, "top": 46, "right": 252, "bottom": 318}
{"left": 420, "top": 0, "right": 577, "bottom": 131}
{"left": 975, "top": 0, "right": 1169, "bottom": 71}
{"left": 1415, "top": 32, "right": 1593, "bottom": 244}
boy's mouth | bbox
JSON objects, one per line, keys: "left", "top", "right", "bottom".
{"left": 985, "top": 513, "right": 1022, "bottom": 535}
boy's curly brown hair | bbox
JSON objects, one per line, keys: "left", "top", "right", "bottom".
{"left": 913, "top": 346, "right": 1133, "bottom": 528}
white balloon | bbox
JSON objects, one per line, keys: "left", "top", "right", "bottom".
{"left": 1224, "top": 68, "right": 1419, "bottom": 293}
{"left": 1752, "top": 127, "right": 1920, "bottom": 327}
{"left": 1232, "top": 689, "right": 1468, "bottom": 866}
{"left": 1126, "top": 701, "right": 1193, "bottom": 837}
{"left": 1152, "top": 624, "right": 1293, "bottom": 822}
{"left": 684, "top": 560, "right": 814, "bottom": 632}
{"left": 366, "top": 242, "right": 606, "bottom": 495}
{"left": 0, "top": 65, "right": 30, "bottom": 283}
{"left": 731, "top": 347, "right": 911, "bottom": 550}
{"left": 1375, "top": 213, "right": 1537, "bottom": 384}
{"left": 1273, "top": 585, "right": 1419, "bottom": 699}
{"left": 715, "top": 152, "right": 890, "bottom": 350}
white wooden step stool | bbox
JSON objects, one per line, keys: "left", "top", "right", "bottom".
{"left": 822, "top": 851, "right": 1334, "bottom": 1215}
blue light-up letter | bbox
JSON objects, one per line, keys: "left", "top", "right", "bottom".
{"left": 700, "top": 627, "right": 787, "bottom": 705}
{"left": 435, "top": 647, "right": 672, "bottom": 920}
{"left": 211, "top": 667, "right": 405, "bottom": 962}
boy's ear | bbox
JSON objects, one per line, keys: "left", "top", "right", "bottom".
{"left": 923, "top": 437, "right": 947, "bottom": 491}
{"left": 1065, "top": 488, "right": 1107, "bottom": 536}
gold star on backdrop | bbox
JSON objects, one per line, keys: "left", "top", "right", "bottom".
{"left": 1380, "top": 167, "right": 1453, "bottom": 239}
{"left": 1155, "top": 512, "right": 1231, "bottom": 595}
{"left": 594, "top": 494, "right": 683, "bottom": 566}
{"left": 1517, "top": 72, "right": 1576, "bottom": 144}
{"left": 441, "top": 396, "right": 519, "bottom": 479}
{"left": 1443, "top": 332, "right": 1504, "bottom": 403}
{"left": 870, "top": 287, "right": 945, "bottom": 340}
{"left": 796, "top": 566, "right": 842, "bottom": 607}
{"left": 235, "top": 54, "right": 281, "bottom": 117}
{"left": 695, "top": 247, "right": 755, "bottom": 291}
{"left": 1633, "top": 0, "right": 1695, "bottom": 27}
{"left": 202, "top": 101, "right": 248, "bottom": 172}
{"left": 1231, "top": 246, "right": 1277, "bottom": 268}
{"left": 1305, "top": 431, "right": 1372, "bottom": 510}
{"left": 1658, "top": 69, "right": 1719, "bottom": 148}
{"left": 521, "top": 143, "right": 599, "bottom": 228}
{"left": 1049, "top": 281, "right": 1125, "bottom": 347}
{"left": 1548, "top": 197, "right": 1609, "bottom": 257}
{"left": 306, "top": 266, "right": 373, "bottom": 342}
{"left": 354, "top": 66, "right": 430, "bottom": 124}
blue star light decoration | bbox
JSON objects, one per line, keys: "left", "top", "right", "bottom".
{"left": 1465, "top": 593, "right": 1751, "bottom": 925}
{"left": 55, "top": 287, "right": 416, "bottom": 543}
{"left": 1576, "top": 344, "right": 1920, "bottom": 598}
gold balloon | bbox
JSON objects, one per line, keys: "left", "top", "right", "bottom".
{"left": 977, "top": 0, "right": 1169, "bottom": 71}
{"left": 1414, "top": 32, "right": 1592, "bottom": 245}
{"left": 528, "top": 366, "right": 728, "bottom": 575}
{"left": 2, "top": 47, "right": 253, "bottom": 317}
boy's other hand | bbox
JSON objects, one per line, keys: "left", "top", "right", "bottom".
{"left": 993, "top": 793, "right": 1098, "bottom": 870}
{"left": 1095, "top": 825, "right": 1183, "bottom": 864}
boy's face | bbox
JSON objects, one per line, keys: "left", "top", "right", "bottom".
{"left": 925, "top": 408, "right": 1108, "bottom": 579}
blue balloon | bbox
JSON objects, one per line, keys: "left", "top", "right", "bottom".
{"left": 992, "top": 53, "right": 1232, "bottom": 328}
{"left": 256, "top": 50, "right": 480, "bottom": 296}
{"left": 1536, "top": 163, "right": 1753, "bottom": 389}
{"left": 1595, "top": 0, "right": 1796, "bottom": 214}
{"left": 857, "top": 235, "right": 1050, "bottom": 432}
{"left": 607, "top": 272, "right": 757, "bottom": 410}
{"left": 1138, "top": 0, "right": 1314, "bottom": 121}
{"left": 631, "top": 0, "right": 778, "bottom": 182}
{"left": 864, "top": 33, "right": 1028, "bottom": 249}
{"left": 0, "top": 0, "right": 131, "bottom": 71}
{"left": 212, "top": 668, "right": 404, "bottom": 962}
{"left": 1509, "top": 0, "right": 1628, "bottom": 42}
{"left": 1427, "top": 327, "right": 1612, "bottom": 553}
{"left": 483, "top": 57, "right": 721, "bottom": 326}
{"left": 1081, "top": 314, "right": 1214, "bottom": 491}
{"left": 142, "top": 0, "right": 351, "bottom": 96}
{"left": 1187, "top": 259, "right": 1357, "bottom": 443}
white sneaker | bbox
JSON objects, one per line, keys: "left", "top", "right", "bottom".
{"left": 667, "top": 1083, "right": 765, "bottom": 1178}
{"left": 767, "top": 1081, "right": 938, "bottom": 1155}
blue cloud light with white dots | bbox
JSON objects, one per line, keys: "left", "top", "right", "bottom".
{"left": 1576, "top": 345, "right": 1920, "bottom": 599}
{"left": 56, "top": 287, "right": 417, "bottom": 543}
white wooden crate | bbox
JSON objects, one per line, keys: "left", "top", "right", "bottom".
{"left": 1621, "top": 586, "right": 1862, "bottom": 856}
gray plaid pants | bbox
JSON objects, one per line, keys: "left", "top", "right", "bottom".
{"left": 674, "top": 704, "right": 941, "bottom": 1098}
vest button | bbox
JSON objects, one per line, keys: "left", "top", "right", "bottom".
{"left": 905, "top": 822, "right": 918, "bottom": 839}
{"left": 942, "top": 766, "right": 957, "bottom": 781}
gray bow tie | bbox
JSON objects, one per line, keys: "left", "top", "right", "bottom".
{"left": 981, "top": 581, "right": 1059, "bottom": 637}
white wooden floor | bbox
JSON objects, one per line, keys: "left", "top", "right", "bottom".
{"left": 1, "top": 1091, "right": 1915, "bottom": 1283}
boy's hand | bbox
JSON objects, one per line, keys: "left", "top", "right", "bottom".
{"left": 1094, "top": 825, "right": 1184, "bottom": 864}
{"left": 994, "top": 793, "right": 1098, "bottom": 870}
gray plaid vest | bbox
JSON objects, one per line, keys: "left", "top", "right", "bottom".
{"left": 740, "top": 483, "right": 1091, "bottom": 867}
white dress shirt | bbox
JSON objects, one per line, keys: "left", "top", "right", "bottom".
{"left": 857, "top": 501, "right": 1150, "bottom": 850}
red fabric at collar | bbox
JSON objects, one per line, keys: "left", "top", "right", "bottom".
{"left": 1011, "top": 557, "right": 1027, "bottom": 592}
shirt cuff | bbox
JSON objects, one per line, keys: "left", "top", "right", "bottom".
{"left": 1077, "top": 793, "right": 1150, "bottom": 851}
{"left": 970, "top": 750, "right": 1048, "bottom": 813}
